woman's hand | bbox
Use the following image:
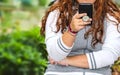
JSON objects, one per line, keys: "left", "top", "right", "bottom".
{"left": 70, "top": 12, "right": 92, "bottom": 32}
{"left": 49, "top": 57, "right": 68, "bottom": 66}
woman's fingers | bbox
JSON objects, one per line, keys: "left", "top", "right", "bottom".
{"left": 77, "top": 18, "right": 92, "bottom": 26}
{"left": 48, "top": 57, "right": 68, "bottom": 66}
{"left": 70, "top": 12, "right": 92, "bottom": 32}
{"left": 80, "top": 21, "right": 91, "bottom": 26}
{"left": 49, "top": 57, "right": 56, "bottom": 64}
{"left": 57, "top": 58, "right": 68, "bottom": 66}
{"left": 74, "top": 12, "right": 87, "bottom": 19}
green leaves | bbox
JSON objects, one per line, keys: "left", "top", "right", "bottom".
{"left": 112, "top": 58, "right": 120, "bottom": 72}
{"left": 39, "top": 0, "right": 50, "bottom": 6}
{"left": 0, "top": 27, "right": 47, "bottom": 75}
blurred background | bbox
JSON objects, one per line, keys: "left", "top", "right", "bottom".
{"left": 0, "top": 0, "right": 120, "bottom": 75}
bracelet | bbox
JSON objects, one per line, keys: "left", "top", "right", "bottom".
{"left": 68, "top": 25, "right": 78, "bottom": 35}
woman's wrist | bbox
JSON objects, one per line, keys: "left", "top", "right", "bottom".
{"left": 67, "top": 25, "right": 78, "bottom": 36}
{"left": 65, "top": 57, "right": 69, "bottom": 66}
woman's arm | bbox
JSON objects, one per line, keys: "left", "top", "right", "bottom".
{"left": 67, "top": 54, "right": 89, "bottom": 68}
{"left": 45, "top": 10, "right": 74, "bottom": 61}
{"left": 57, "top": 16, "right": 120, "bottom": 69}
{"left": 46, "top": 10, "right": 91, "bottom": 61}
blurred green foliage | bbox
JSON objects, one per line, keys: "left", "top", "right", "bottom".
{"left": 112, "top": 58, "right": 120, "bottom": 73}
{"left": 115, "top": 0, "right": 120, "bottom": 7}
{"left": 0, "top": 0, "right": 50, "bottom": 7}
{"left": 0, "top": 27, "right": 47, "bottom": 75}
{"left": 0, "top": 0, "right": 8, "bottom": 2}
{"left": 39, "top": 0, "right": 49, "bottom": 6}
{"left": 21, "top": 0, "right": 32, "bottom": 6}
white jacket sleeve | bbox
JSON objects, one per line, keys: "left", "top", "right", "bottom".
{"left": 45, "top": 10, "right": 72, "bottom": 61}
{"left": 86, "top": 15, "right": 120, "bottom": 69}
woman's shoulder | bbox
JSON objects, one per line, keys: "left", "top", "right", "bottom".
{"left": 46, "top": 9, "right": 60, "bottom": 21}
{"left": 106, "top": 13, "right": 119, "bottom": 24}
{"left": 49, "top": 9, "right": 60, "bottom": 16}
{"left": 104, "top": 13, "right": 120, "bottom": 30}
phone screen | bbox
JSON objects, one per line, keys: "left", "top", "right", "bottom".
{"left": 79, "top": 3, "right": 93, "bottom": 18}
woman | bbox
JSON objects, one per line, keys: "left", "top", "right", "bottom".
{"left": 41, "top": 0, "right": 120, "bottom": 75}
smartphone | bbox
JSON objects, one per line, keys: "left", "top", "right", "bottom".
{"left": 79, "top": 3, "right": 93, "bottom": 19}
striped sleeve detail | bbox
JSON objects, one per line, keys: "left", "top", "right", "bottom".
{"left": 57, "top": 37, "right": 72, "bottom": 53}
{"left": 86, "top": 52, "right": 97, "bottom": 69}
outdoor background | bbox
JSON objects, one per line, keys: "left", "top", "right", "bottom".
{"left": 0, "top": 0, "right": 120, "bottom": 75}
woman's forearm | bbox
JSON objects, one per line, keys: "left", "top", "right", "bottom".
{"left": 62, "top": 31, "right": 76, "bottom": 47}
{"left": 67, "top": 54, "right": 89, "bottom": 68}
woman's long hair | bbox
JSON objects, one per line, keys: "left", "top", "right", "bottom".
{"left": 41, "top": 0, "right": 120, "bottom": 47}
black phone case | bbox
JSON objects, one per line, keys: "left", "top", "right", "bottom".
{"left": 79, "top": 3, "right": 93, "bottom": 18}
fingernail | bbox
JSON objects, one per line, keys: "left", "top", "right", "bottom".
{"left": 90, "top": 18, "right": 92, "bottom": 21}
{"left": 84, "top": 13, "right": 87, "bottom": 15}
